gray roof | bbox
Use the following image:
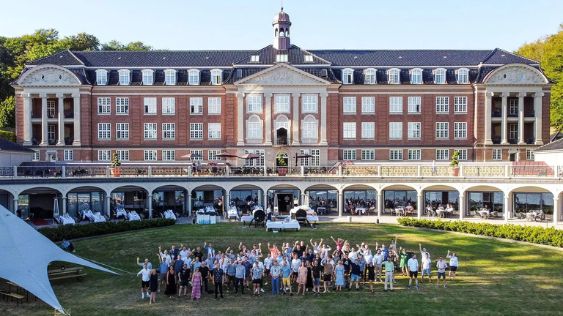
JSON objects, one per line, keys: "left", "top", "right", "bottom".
{"left": 535, "top": 138, "right": 563, "bottom": 152}
{"left": 0, "top": 138, "right": 34, "bottom": 153}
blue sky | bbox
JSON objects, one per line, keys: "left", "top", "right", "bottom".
{"left": 1, "top": 0, "right": 561, "bottom": 51}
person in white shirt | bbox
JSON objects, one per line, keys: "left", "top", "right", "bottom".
{"left": 436, "top": 256, "right": 448, "bottom": 288}
{"left": 137, "top": 263, "right": 151, "bottom": 299}
{"left": 373, "top": 250, "right": 384, "bottom": 282}
{"left": 291, "top": 254, "right": 301, "bottom": 283}
{"left": 407, "top": 254, "right": 419, "bottom": 290}
{"left": 447, "top": 250, "right": 459, "bottom": 279}
{"left": 419, "top": 243, "right": 432, "bottom": 283}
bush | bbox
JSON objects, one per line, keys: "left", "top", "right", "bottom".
{"left": 0, "top": 129, "right": 15, "bottom": 142}
{"left": 39, "top": 219, "right": 175, "bottom": 242}
{"left": 397, "top": 218, "right": 563, "bottom": 248}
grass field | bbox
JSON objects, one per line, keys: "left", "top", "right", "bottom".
{"left": 3, "top": 223, "right": 563, "bottom": 315}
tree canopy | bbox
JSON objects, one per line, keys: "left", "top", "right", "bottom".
{"left": 516, "top": 25, "right": 563, "bottom": 131}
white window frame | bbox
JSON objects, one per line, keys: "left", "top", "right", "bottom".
{"left": 32, "top": 151, "right": 40, "bottom": 161}
{"left": 407, "top": 122, "right": 421, "bottom": 139}
{"left": 343, "top": 122, "right": 357, "bottom": 139}
{"left": 208, "top": 150, "right": 222, "bottom": 161}
{"left": 274, "top": 94, "right": 290, "bottom": 114}
{"left": 454, "top": 122, "right": 467, "bottom": 139}
{"left": 342, "top": 68, "right": 354, "bottom": 84}
{"left": 190, "top": 97, "right": 203, "bottom": 115}
{"left": 97, "top": 123, "right": 111, "bottom": 140}
{"left": 454, "top": 96, "right": 467, "bottom": 113}
{"left": 492, "top": 148, "right": 502, "bottom": 160}
{"left": 161, "top": 97, "right": 175, "bottom": 115}
{"left": 387, "top": 68, "right": 400, "bottom": 84}
{"left": 435, "top": 122, "right": 449, "bottom": 139}
{"left": 190, "top": 123, "right": 204, "bottom": 140}
{"left": 304, "top": 55, "right": 314, "bottom": 63}
{"left": 118, "top": 69, "right": 130, "bottom": 85}
{"left": 144, "top": 150, "right": 157, "bottom": 161}
{"left": 389, "top": 149, "right": 403, "bottom": 160}
{"left": 97, "top": 150, "right": 111, "bottom": 161}
{"left": 190, "top": 150, "right": 203, "bottom": 161}
{"left": 116, "top": 97, "right": 129, "bottom": 115}
{"left": 250, "top": 55, "right": 260, "bottom": 62}
{"left": 433, "top": 68, "right": 446, "bottom": 84}
{"left": 276, "top": 54, "right": 288, "bottom": 62}
{"left": 63, "top": 149, "right": 73, "bottom": 161}
{"left": 343, "top": 149, "right": 357, "bottom": 160}
{"left": 361, "top": 96, "right": 375, "bottom": 114}
{"left": 246, "top": 115, "right": 263, "bottom": 140}
{"left": 116, "top": 123, "right": 129, "bottom": 140}
{"left": 208, "top": 123, "right": 222, "bottom": 140}
{"left": 244, "top": 149, "right": 265, "bottom": 166}
{"left": 162, "top": 150, "right": 175, "bottom": 161}
{"left": 456, "top": 68, "right": 469, "bottom": 84}
{"left": 363, "top": 68, "right": 377, "bottom": 84}
{"left": 408, "top": 149, "right": 421, "bottom": 160}
{"left": 456, "top": 149, "right": 468, "bottom": 161}
{"left": 361, "top": 149, "right": 375, "bottom": 160}
{"left": 526, "top": 149, "right": 535, "bottom": 161}
{"left": 361, "top": 122, "right": 375, "bottom": 139}
{"left": 142, "top": 69, "right": 154, "bottom": 86}
{"left": 208, "top": 97, "right": 221, "bottom": 115}
{"left": 302, "top": 94, "right": 318, "bottom": 113}
{"left": 389, "top": 122, "right": 403, "bottom": 140}
{"left": 116, "top": 150, "right": 129, "bottom": 161}
{"left": 436, "top": 96, "right": 449, "bottom": 114}
{"left": 246, "top": 94, "right": 263, "bottom": 113}
{"left": 410, "top": 68, "right": 423, "bottom": 84}
{"left": 95, "top": 69, "right": 108, "bottom": 85}
{"left": 301, "top": 115, "right": 318, "bottom": 142}
{"left": 188, "top": 69, "right": 200, "bottom": 85}
{"left": 144, "top": 123, "right": 157, "bottom": 140}
{"left": 144, "top": 97, "right": 157, "bottom": 115}
{"left": 436, "top": 149, "right": 450, "bottom": 161}
{"left": 164, "top": 69, "right": 177, "bottom": 85}
{"left": 389, "top": 96, "right": 403, "bottom": 114}
{"left": 407, "top": 96, "right": 421, "bottom": 114}
{"left": 97, "top": 97, "right": 111, "bottom": 115}
{"left": 210, "top": 69, "right": 222, "bottom": 85}
{"left": 343, "top": 96, "right": 356, "bottom": 114}
{"left": 162, "top": 123, "right": 176, "bottom": 140}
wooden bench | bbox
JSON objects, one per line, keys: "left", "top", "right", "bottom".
{"left": 48, "top": 267, "right": 87, "bottom": 281}
{"left": 0, "top": 291, "right": 25, "bottom": 305}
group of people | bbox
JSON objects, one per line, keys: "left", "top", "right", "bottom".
{"left": 136, "top": 236, "right": 459, "bottom": 304}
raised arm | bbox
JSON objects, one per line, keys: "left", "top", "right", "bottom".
{"left": 419, "top": 243, "right": 423, "bottom": 255}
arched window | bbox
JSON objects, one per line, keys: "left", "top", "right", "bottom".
{"left": 275, "top": 115, "right": 290, "bottom": 145}
{"left": 433, "top": 68, "right": 446, "bottom": 84}
{"left": 142, "top": 69, "right": 154, "bottom": 85}
{"left": 301, "top": 115, "right": 318, "bottom": 143}
{"left": 387, "top": 68, "right": 400, "bottom": 84}
{"left": 164, "top": 69, "right": 177, "bottom": 85}
{"left": 118, "top": 69, "right": 130, "bottom": 85}
{"left": 456, "top": 68, "right": 469, "bottom": 84}
{"left": 246, "top": 115, "right": 263, "bottom": 140}
{"left": 95, "top": 69, "right": 108, "bottom": 85}
{"left": 211, "top": 69, "right": 222, "bottom": 85}
{"left": 410, "top": 68, "right": 423, "bottom": 84}
{"left": 363, "top": 68, "right": 377, "bottom": 84}
{"left": 188, "top": 69, "right": 200, "bottom": 85}
{"left": 342, "top": 68, "right": 354, "bottom": 84}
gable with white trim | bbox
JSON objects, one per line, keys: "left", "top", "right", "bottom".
{"left": 16, "top": 64, "right": 82, "bottom": 87}
{"left": 484, "top": 64, "right": 548, "bottom": 85}
{"left": 235, "top": 64, "right": 330, "bottom": 86}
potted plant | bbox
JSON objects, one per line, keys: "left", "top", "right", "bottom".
{"left": 450, "top": 150, "right": 460, "bottom": 176}
{"left": 110, "top": 152, "right": 122, "bottom": 177}
{"left": 276, "top": 154, "right": 288, "bottom": 176}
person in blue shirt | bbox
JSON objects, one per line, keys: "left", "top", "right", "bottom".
{"left": 234, "top": 260, "right": 246, "bottom": 294}
{"left": 174, "top": 257, "right": 184, "bottom": 274}
{"left": 270, "top": 260, "right": 282, "bottom": 295}
{"left": 281, "top": 259, "right": 292, "bottom": 295}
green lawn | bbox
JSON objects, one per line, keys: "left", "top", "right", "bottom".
{"left": 3, "top": 223, "right": 563, "bottom": 315}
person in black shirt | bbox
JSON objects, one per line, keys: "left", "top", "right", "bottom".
{"left": 213, "top": 263, "right": 224, "bottom": 299}
{"left": 350, "top": 258, "right": 362, "bottom": 290}
{"left": 312, "top": 259, "right": 322, "bottom": 294}
{"left": 342, "top": 254, "right": 351, "bottom": 289}
{"left": 199, "top": 261, "right": 210, "bottom": 294}
{"left": 192, "top": 248, "right": 203, "bottom": 261}
{"left": 178, "top": 264, "right": 190, "bottom": 296}
{"left": 149, "top": 269, "right": 158, "bottom": 304}
{"left": 366, "top": 261, "right": 375, "bottom": 293}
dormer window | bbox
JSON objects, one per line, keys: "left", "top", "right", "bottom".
{"left": 387, "top": 68, "right": 400, "bottom": 84}
{"left": 410, "top": 68, "right": 423, "bottom": 84}
{"left": 95, "top": 69, "right": 108, "bottom": 85}
{"left": 188, "top": 69, "right": 200, "bottom": 85}
{"left": 250, "top": 55, "right": 260, "bottom": 62}
{"left": 276, "top": 54, "right": 288, "bottom": 62}
{"left": 433, "top": 68, "right": 446, "bottom": 84}
{"left": 211, "top": 69, "right": 222, "bottom": 85}
{"left": 456, "top": 68, "right": 469, "bottom": 84}
{"left": 164, "top": 69, "right": 177, "bottom": 85}
{"left": 363, "top": 68, "right": 377, "bottom": 85}
{"left": 118, "top": 69, "right": 130, "bottom": 85}
{"left": 304, "top": 55, "right": 314, "bottom": 63}
{"left": 342, "top": 68, "right": 354, "bottom": 84}
{"left": 142, "top": 69, "right": 154, "bottom": 85}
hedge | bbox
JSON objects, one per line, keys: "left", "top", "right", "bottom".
{"left": 0, "top": 130, "right": 16, "bottom": 142}
{"left": 397, "top": 218, "right": 563, "bottom": 248}
{"left": 39, "top": 219, "right": 176, "bottom": 242}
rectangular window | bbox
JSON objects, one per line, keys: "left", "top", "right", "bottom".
{"left": 116, "top": 150, "right": 129, "bottom": 161}
{"left": 454, "top": 96, "right": 467, "bottom": 113}
{"left": 190, "top": 123, "right": 203, "bottom": 140}
{"left": 302, "top": 119, "right": 318, "bottom": 141}
{"left": 389, "top": 122, "right": 403, "bottom": 140}
{"left": 162, "top": 150, "right": 175, "bottom": 161}
{"left": 408, "top": 122, "right": 421, "bottom": 139}
{"left": 436, "top": 149, "right": 449, "bottom": 160}
{"left": 304, "top": 55, "right": 314, "bottom": 62}
{"left": 361, "top": 97, "right": 375, "bottom": 113}
{"left": 97, "top": 97, "right": 111, "bottom": 114}
{"left": 97, "top": 123, "right": 111, "bottom": 140}
{"left": 361, "top": 149, "right": 375, "bottom": 160}
{"left": 389, "top": 149, "right": 403, "bottom": 160}
{"left": 116, "top": 123, "right": 129, "bottom": 140}
{"left": 526, "top": 149, "right": 534, "bottom": 161}
{"left": 276, "top": 54, "right": 288, "bottom": 62}
{"left": 509, "top": 99, "right": 518, "bottom": 116}
{"left": 492, "top": 148, "right": 502, "bottom": 160}
{"left": 408, "top": 149, "right": 421, "bottom": 160}
{"left": 246, "top": 94, "right": 263, "bottom": 113}
{"left": 115, "top": 97, "right": 129, "bottom": 115}
{"left": 361, "top": 122, "right": 375, "bottom": 139}
{"left": 343, "top": 149, "right": 356, "bottom": 160}
{"left": 389, "top": 96, "right": 403, "bottom": 113}
{"left": 32, "top": 151, "right": 40, "bottom": 161}
{"left": 144, "top": 150, "right": 157, "bottom": 161}
{"left": 454, "top": 122, "right": 467, "bottom": 139}
{"left": 208, "top": 97, "right": 221, "bottom": 115}
{"left": 343, "top": 97, "right": 356, "bottom": 114}
{"left": 162, "top": 123, "right": 175, "bottom": 140}
{"left": 162, "top": 97, "right": 175, "bottom": 115}
{"left": 190, "top": 97, "right": 203, "bottom": 115}
{"left": 298, "top": 149, "right": 320, "bottom": 166}
{"left": 407, "top": 96, "right": 421, "bottom": 113}
{"left": 435, "top": 122, "right": 449, "bottom": 139}
{"left": 343, "top": 122, "right": 356, "bottom": 139}
{"left": 508, "top": 123, "right": 518, "bottom": 140}
{"left": 250, "top": 55, "right": 260, "bottom": 62}
{"left": 274, "top": 94, "right": 290, "bottom": 113}
{"left": 190, "top": 150, "right": 203, "bottom": 161}
{"left": 47, "top": 124, "right": 56, "bottom": 142}
{"left": 247, "top": 120, "right": 262, "bottom": 139}
{"left": 208, "top": 123, "right": 221, "bottom": 140}
{"left": 47, "top": 100, "right": 56, "bottom": 118}
{"left": 302, "top": 94, "right": 318, "bottom": 113}
{"left": 244, "top": 149, "right": 265, "bottom": 166}
{"left": 436, "top": 96, "right": 449, "bottom": 114}
{"left": 456, "top": 149, "right": 468, "bottom": 160}
{"left": 144, "top": 97, "right": 157, "bottom": 115}
{"left": 144, "top": 123, "right": 157, "bottom": 140}
{"left": 97, "top": 150, "right": 111, "bottom": 161}
{"left": 63, "top": 149, "right": 73, "bottom": 161}
{"left": 208, "top": 150, "right": 222, "bottom": 161}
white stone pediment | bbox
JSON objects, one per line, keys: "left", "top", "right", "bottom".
{"left": 484, "top": 64, "right": 548, "bottom": 85}
{"left": 235, "top": 64, "right": 329, "bottom": 86}
{"left": 17, "top": 64, "right": 82, "bottom": 87}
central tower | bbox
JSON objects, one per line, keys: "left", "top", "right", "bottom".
{"left": 273, "top": 7, "right": 291, "bottom": 50}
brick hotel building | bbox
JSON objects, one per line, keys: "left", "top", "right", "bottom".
{"left": 12, "top": 8, "right": 552, "bottom": 167}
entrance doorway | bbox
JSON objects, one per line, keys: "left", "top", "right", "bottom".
{"left": 276, "top": 128, "right": 288, "bottom": 145}
{"left": 509, "top": 152, "right": 517, "bottom": 162}
{"left": 276, "top": 193, "right": 294, "bottom": 214}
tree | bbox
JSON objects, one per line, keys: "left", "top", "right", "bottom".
{"left": 0, "top": 96, "right": 15, "bottom": 129}
{"left": 62, "top": 33, "right": 100, "bottom": 51}
{"left": 101, "top": 40, "right": 151, "bottom": 51}
{"left": 516, "top": 25, "right": 563, "bottom": 130}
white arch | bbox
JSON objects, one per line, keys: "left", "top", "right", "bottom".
{"left": 16, "top": 64, "right": 82, "bottom": 86}
{"left": 483, "top": 63, "right": 548, "bottom": 84}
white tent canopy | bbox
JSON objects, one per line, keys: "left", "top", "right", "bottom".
{"left": 0, "top": 205, "right": 116, "bottom": 314}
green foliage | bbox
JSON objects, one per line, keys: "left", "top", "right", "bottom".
{"left": 397, "top": 218, "right": 563, "bottom": 248}
{"left": 38, "top": 218, "right": 175, "bottom": 242}
{"left": 60, "top": 32, "right": 100, "bottom": 51}
{"left": 276, "top": 153, "right": 287, "bottom": 166}
{"left": 450, "top": 150, "right": 460, "bottom": 167}
{"left": 516, "top": 25, "right": 563, "bottom": 130}
{"left": 0, "top": 96, "right": 15, "bottom": 128}
{"left": 111, "top": 152, "right": 121, "bottom": 167}
{"left": 0, "top": 129, "right": 15, "bottom": 141}
{"left": 101, "top": 40, "right": 152, "bottom": 51}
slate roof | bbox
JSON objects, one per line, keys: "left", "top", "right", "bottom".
{"left": 535, "top": 138, "right": 563, "bottom": 152}
{"left": 0, "top": 138, "right": 35, "bottom": 153}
